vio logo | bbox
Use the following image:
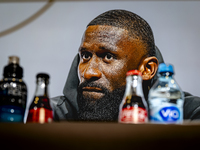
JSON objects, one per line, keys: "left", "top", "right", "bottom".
{"left": 159, "top": 106, "right": 180, "bottom": 121}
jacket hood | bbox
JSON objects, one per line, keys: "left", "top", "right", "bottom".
{"left": 63, "top": 54, "right": 80, "bottom": 111}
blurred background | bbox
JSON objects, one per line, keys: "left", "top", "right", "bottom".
{"left": 0, "top": 0, "right": 200, "bottom": 109}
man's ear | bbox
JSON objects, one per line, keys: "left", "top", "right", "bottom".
{"left": 138, "top": 57, "right": 158, "bottom": 81}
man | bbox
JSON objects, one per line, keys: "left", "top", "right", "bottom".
{"left": 51, "top": 9, "right": 200, "bottom": 121}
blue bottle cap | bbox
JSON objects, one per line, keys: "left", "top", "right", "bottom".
{"left": 158, "top": 63, "right": 174, "bottom": 74}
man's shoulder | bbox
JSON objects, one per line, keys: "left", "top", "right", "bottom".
{"left": 51, "top": 96, "right": 65, "bottom": 106}
{"left": 50, "top": 96, "right": 78, "bottom": 121}
{"left": 184, "top": 92, "right": 200, "bottom": 120}
{"left": 50, "top": 96, "right": 69, "bottom": 121}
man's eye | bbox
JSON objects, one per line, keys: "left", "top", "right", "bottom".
{"left": 105, "top": 53, "right": 113, "bottom": 59}
{"left": 81, "top": 52, "right": 91, "bottom": 61}
{"left": 104, "top": 53, "right": 114, "bottom": 61}
{"left": 104, "top": 53, "right": 114, "bottom": 60}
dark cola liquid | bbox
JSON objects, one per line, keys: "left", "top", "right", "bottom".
{"left": 27, "top": 96, "right": 53, "bottom": 123}
{"left": 0, "top": 78, "right": 27, "bottom": 122}
{"left": 119, "top": 95, "right": 148, "bottom": 123}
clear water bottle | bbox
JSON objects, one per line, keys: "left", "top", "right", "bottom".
{"left": 148, "top": 63, "right": 184, "bottom": 124}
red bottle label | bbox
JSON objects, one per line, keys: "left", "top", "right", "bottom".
{"left": 27, "top": 107, "right": 53, "bottom": 123}
{"left": 119, "top": 106, "right": 147, "bottom": 123}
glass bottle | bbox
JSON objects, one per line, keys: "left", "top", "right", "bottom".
{"left": 0, "top": 56, "right": 27, "bottom": 122}
{"left": 148, "top": 63, "right": 184, "bottom": 124}
{"left": 27, "top": 73, "right": 53, "bottom": 123}
{"left": 118, "top": 70, "right": 148, "bottom": 124}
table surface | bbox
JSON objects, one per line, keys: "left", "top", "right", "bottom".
{"left": 1, "top": 121, "right": 200, "bottom": 150}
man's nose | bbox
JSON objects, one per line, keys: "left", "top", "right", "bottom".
{"left": 83, "top": 62, "right": 102, "bottom": 81}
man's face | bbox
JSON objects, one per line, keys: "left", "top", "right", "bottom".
{"left": 77, "top": 25, "right": 146, "bottom": 121}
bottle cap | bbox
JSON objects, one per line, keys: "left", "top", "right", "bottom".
{"left": 158, "top": 63, "right": 174, "bottom": 74}
{"left": 36, "top": 73, "right": 50, "bottom": 79}
{"left": 126, "top": 70, "right": 142, "bottom": 76}
{"left": 8, "top": 56, "right": 20, "bottom": 65}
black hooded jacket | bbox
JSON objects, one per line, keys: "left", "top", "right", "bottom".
{"left": 51, "top": 47, "right": 200, "bottom": 121}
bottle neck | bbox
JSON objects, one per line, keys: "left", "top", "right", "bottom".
{"left": 34, "top": 77, "right": 49, "bottom": 97}
{"left": 3, "top": 63, "right": 23, "bottom": 78}
{"left": 125, "top": 75, "right": 144, "bottom": 98}
{"left": 159, "top": 72, "right": 173, "bottom": 80}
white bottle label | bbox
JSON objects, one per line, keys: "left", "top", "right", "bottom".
{"left": 149, "top": 98, "right": 183, "bottom": 124}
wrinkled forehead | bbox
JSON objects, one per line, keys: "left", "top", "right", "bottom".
{"left": 82, "top": 25, "right": 129, "bottom": 44}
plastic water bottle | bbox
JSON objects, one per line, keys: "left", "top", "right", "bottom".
{"left": 148, "top": 63, "right": 184, "bottom": 124}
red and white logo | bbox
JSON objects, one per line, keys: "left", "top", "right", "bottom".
{"left": 119, "top": 107, "right": 147, "bottom": 123}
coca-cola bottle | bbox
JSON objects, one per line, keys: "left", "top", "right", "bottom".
{"left": 27, "top": 73, "right": 53, "bottom": 123}
{"left": 118, "top": 70, "right": 148, "bottom": 124}
{"left": 0, "top": 56, "right": 27, "bottom": 122}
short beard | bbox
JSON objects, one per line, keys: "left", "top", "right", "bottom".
{"left": 77, "top": 81, "right": 125, "bottom": 122}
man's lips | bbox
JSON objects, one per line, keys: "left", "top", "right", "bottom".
{"left": 82, "top": 87, "right": 103, "bottom": 92}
